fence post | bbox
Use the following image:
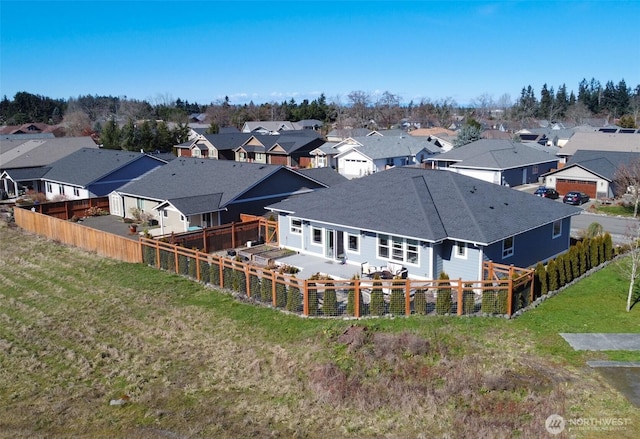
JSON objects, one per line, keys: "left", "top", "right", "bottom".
{"left": 303, "top": 280, "right": 309, "bottom": 316}
{"left": 507, "top": 266, "right": 514, "bottom": 317}
{"left": 457, "top": 278, "right": 463, "bottom": 316}
{"left": 354, "top": 279, "right": 360, "bottom": 318}
{"left": 271, "top": 271, "right": 277, "bottom": 307}
{"left": 244, "top": 261, "right": 251, "bottom": 296}
{"left": 195, "top": 251, "right": 201, "bottom": 281}
{"left": 404, "top": 279, "right": 411, "bottom": 316}
{"left": 154, "top": 240, "right": 160, "bottom": 268}
{"left": 219, "top": 258, "right": 225, "bottom": 288}
{"left": 529, "top": 268, "right": 535, "bottom": 304}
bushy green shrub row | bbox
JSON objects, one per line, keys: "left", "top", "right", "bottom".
{"left": 534, "top": 233, "right": 615, "bottom": 297}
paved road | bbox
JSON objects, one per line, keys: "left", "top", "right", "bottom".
{"left": 571, "top": 211, "right": 638, "bottom": 244}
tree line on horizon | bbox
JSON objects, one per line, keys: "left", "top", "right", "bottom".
{"left": 1, "top": 78, "right": 638, "bottom": 136}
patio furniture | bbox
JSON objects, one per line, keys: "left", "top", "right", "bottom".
{"left": 361, "top": 262, "right": 379, "bottom": 278}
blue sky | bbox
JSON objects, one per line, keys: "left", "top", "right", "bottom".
{"left": 1, "top": 0, "right": 639, "bottom": 106}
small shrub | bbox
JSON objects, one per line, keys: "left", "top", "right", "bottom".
{"left": 199, "top": 260, "right": 210, "bottom": 284}
{"left": 413, "top": 289, "right": 427, "bottom": 315}
{"left": 188, "top": 256, "right": 197, "bottom": 279}
{"left": 603, "top": 233, "right": 613, "bottom": 261}
{"left": 177, "top": 254, "right": 188, "bottom": 275}
{"left": 307, "top": 279, "right": 320, "bottom": 316}
{"left": 223, "top": 266, "right": 233, "bottom": 288}
{"left": 286, "top": 280, "right": 301, "bottom": 313}
{"left": 435, "top": 272, "right": 452, "bottom": 315}
{"left": 547, "top": 259, "right": 558, "bottom": 291}
{"left": 275, "top": 281, "right": 287, "bottom": 308}
{"left": 462, "top": 283, "right": 475, "bottom": 315}
{"left": 389, "top": 278, "right": 405, "bottom": 316}
{"left": 590, "top": 238, "right": 599, "bottom": 269}
{"left": 534, "top": 262, "right": 547, "bottom": 296}
{"left": 556, "top": 254, "right": 566, "bottom": 287}
{"left": 323, "top": 280, "right": 337, "bottom": 316}
{"left": 249, "top": 274, "right": 260, "bottom": 298}
{"left": 260, "top": 276, "right": 272, "bottom": 303}
{"left": 370, "top": 277, "right": 385, "bottom": 316}
{"left": 209, "top": 262, "right": 220, "bottom": 286}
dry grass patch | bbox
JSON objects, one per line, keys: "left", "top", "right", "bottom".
{"left": 1, "top": 223, "right": 639, "bottom": 438}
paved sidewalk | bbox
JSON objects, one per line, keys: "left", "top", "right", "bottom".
{"left": 560, "top": 333, "right": 640, "bottom": 351}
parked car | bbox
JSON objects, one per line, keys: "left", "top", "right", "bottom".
{"left": 563, "top": 191, "right": 590, "bottom": 205}
{"left": 534, "top": 186, "right": 559, "bottom": 199}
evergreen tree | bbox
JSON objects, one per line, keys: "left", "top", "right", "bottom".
{"left": 435, "top": 272, "right": 452, "bottom": 315}
{"left": 389, "top": 278, "right": 405, "bottom": 316}
{"left": 413, "top": 289, "right": 427, "bottom": 315}
{"left": 100, "top": 118, "right": 121, "bottom": 149}
{"left": 535, "top": 262, "right": 548, "bottom": 296}
{"left": 370, "top": 276, "right": 385, "bottom": 316}
{"left": 323, "top": 280, "right": 337, "bottom": 316}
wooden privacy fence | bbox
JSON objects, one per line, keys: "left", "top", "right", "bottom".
{"left": 140, "top": 238, "right": 535, "bottom": 318}
{"left": 157, "top": 215, "right": 278, "bottom": 253}
{"left": 14, "top": 208, "right": 142, "bottom": 263}
{"left": 21, "top": 197, "right": 110, "bottom": 220}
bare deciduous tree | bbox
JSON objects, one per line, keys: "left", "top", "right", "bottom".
{"left": 616, "top": 221, "right": 640, "bottom": 311}
{"left": 347, "top": 90, "right": 372, "bottom": 128}
{"left": 613, "top": 158, "right": 640, "bottom": 217}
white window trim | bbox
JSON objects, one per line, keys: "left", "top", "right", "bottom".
{"left": 347, "top": 233, "right": 359, "bottom": 253}
{"left": 377, "top": 234, "right": 420, "bottom": 265}
{"left": 290, "top": 217, "right": 302, "bottom": 234}
{"left": 312, "top": 227, "right": 323, "bottom": 245}
{"left": 502, "top": 236, "right": 514, "bottom": 258}
{"left": 455, "top": 241, "right": 468, "bottom": 259}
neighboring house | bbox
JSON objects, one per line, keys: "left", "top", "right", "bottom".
{"left": 110, "top": 159, "right": 331, "bottom": 235}
{"left": 39, "top": 148, "right": 167, "bottom": 200}
{"left": 0, "top": 136, "right": 98, "bottom": 196}
{"left": 334, "top": 134, "right": 440, "bottom": 178}
{"left": 558, "top": 132, "right": 640, "bottom": 165}
{"left": 515, "top": 127, "right": 575, "bottom": 147}
{"left": 267, "top": 167, "right": 580, "bottom": 281}
{"left": 241, "top": 121, "right": 297, "bottom": 134}
{"left": 427, "top": 139, "right": 559, "bottom": 187}
{"left": 326, "top": 128, "right": 371, "bottom": 142}
{"left": 174, "top": 131, "right": 325, "bottom": 168}
{"left": 542, "top": 150, "right": 640, "bottom": 199}
{"left": 0, "top": 122, "right": 64, "bottom": 137}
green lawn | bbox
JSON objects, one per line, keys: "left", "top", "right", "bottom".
{"left": 1, "top": 222, "right": 639, "bottom": 438}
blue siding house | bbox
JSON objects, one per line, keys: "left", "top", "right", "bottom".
{"left": 267, "top": 167, "right": 581, "bottom": 281}
{"left": 41, "top": 148, "right": 167, "bottom": 200}
{"left": 427, "top": 139, "right": 559, "bottom": 187}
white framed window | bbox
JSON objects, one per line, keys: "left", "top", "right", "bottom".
{"left": 406, "top": 239, "right": 419, "bottom": 264}
{"left": 290, "top": 218, "right": 302, "bottom": 234}
{"left": 58, "top": 185, "right": 64, "bottom": 195}
{"left": 73, "top": 187, "right": 80, "bottom": 197}
{"left": 46, "top": 182, "right": 52, "bottom": 193}
{"left": 163, "top": 210, "right": 168, "bottom": 217}
{"left": 348, "top": 234, "right": 359, "bottom": 252}
{"left": 502, "top": 236, "right": 514, "bottom": 258}
{"left": 455, "top": 241, "right": 467, "bottom": 259}
{"left": 552, "top": 220, "right": 562, "bottom": 238}
{"left": 312, "top": 227, "right": 322, "bottom": 244}
{"left": 391, "top": 236, "right": 404, "bottom": 261}
{"left": 378, "top": 234, "right": 390, "bottom": 259}
{"left": 137, "top": 198, "right": 144, "bottom": 210}
{"left": 378, "top": 234, "right": 419, "bottom": 265}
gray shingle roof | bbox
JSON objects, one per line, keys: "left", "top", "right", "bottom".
{"left": 0, "top": 136, "right": 98, "bottom": 169}
{"left": 117, "top": 158, "right": 300, "bottom": 206}
{"left": 296, "top": 167, "right": 348, "bottom": 187}
{"left": 562, "top": 150, "right": 640, "bottom": 181}
{"left": 345, "top": 134, "right": 441, "bottom": 158}
{"left": 432, "top": 139, "right": 558, "bottom": 169}
{"left": 43, "top": 148, "right": 163, "bottom": 186}
{"left": 267, "top": 167, "right": 580, "bottom": 245}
